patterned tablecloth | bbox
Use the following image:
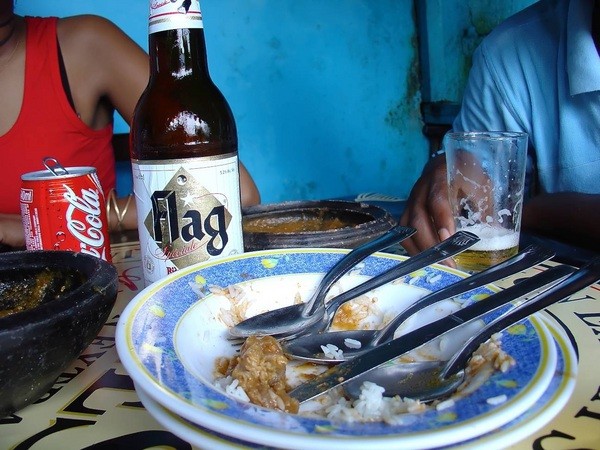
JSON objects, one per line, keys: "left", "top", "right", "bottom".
{"left": 1, "top": 241, "right": 599, "bottom": 450}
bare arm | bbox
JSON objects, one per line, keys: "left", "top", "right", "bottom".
{"left": 522, "top": 192, "right": 600, "bottom": 251}
{"left": 0, "top": 214, "right": 26, "bottom": 249}
{"left": 240, "top": 163, "right": 260, "bottom": 207}
{"left": 58, "top": 15, "right": 149, "bottom": 127}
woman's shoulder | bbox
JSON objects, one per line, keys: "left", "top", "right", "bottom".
{"left": 57, "top": 15, "right": 132, "bottom": 50}
{"left": 58, "top": 14, "right": 123, "bottom": 32}
{"left": 56, "top": 14, "right": 146, "bottom": 76}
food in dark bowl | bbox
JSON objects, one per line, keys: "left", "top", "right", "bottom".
{"left": 0, "top": 250, "right": 118, "bottom": 416}
{"left": 0, "top": 267, "right": 85, "bottom": 319}
{"left": 242, "top": 200, "right": 397, "bottom": 251}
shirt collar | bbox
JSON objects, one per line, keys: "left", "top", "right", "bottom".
{"left": 567, "top": 0, "right": 600, "bottom": 95}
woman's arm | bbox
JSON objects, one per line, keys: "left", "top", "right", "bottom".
{"left": 58, "top": 15, "right": 149, "bottom": 127}
{"left": 240, "top": 162, "right": 261, "bottom": 207}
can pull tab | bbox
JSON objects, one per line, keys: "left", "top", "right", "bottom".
{"left": 43, "top": 157, "right": 69, "bottom": 176}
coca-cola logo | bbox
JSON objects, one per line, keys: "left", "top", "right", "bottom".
{"left": 63, "top": 184, "right": 108, "bottom": 260}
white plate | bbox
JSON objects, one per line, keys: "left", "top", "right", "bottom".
{"left": 135, "top": 317, "right": 575, "bottom": 450}
{"left": 136, "top": 383, "right": 270, "bottom": 449}
{"left": 116, "top": 249, "right": 558, "bottom": 450}
{"left": 450, "top": 315, "right": 577, "bottom": 449}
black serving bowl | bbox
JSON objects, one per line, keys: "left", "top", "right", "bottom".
{"left": 242, "top": 200, "right": 397, "bottom": 251}
{"left": 0, "top": 251, "right": 118, "bottom": 416}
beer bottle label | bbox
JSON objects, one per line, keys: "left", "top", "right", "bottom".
{"left": 149, "top": 0, "right": 203, "bottom": 34}
{"left": 131, "top": 154, "right": 243, "bottom": 284}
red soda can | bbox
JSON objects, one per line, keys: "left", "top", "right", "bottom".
{"left": 20, "top": 158, "right": 112, "bottom": 262}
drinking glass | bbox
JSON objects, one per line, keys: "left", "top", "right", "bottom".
{"left": 444, "top": 131, "right": 528, "bottom": 272}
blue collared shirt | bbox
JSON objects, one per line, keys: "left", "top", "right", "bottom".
{"left": 453, "top": 0, "right": 600, "bottom": 194}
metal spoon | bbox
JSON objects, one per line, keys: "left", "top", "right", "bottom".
{"left": 227, "top": 224, "right": 415, "bottom": 338}
{"left": 282, "top": 244, "right": 554, "bottom": 363}
{"left": 275, "top": 231, "right": 483, "bottom": 343}
{"left": 343, "top": 258, "right": 600, "bottom": 402}
{"left": 229, "top": 230, "right": 479, "bottom": 340}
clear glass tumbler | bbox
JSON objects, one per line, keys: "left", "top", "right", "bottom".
{"left": 444, "top": 131, "right": 528, "bottom": 272}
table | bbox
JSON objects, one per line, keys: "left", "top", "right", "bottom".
{"left": 1, "top": 240, "right": 599, "bottom": 450}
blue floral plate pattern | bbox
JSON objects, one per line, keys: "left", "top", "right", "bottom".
{"left": 134, "top": 315, "right": 576, "bottom": 450}
{"left": 116, "top": 249, "right": 559, "bottom": 450}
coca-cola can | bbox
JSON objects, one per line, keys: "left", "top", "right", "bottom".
{"left": 20, "top": 160, "right": 111, "bottom": 262}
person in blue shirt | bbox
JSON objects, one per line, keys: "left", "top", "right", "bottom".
{"left": 401, "top": 0, "right": 600, "bottom": 255}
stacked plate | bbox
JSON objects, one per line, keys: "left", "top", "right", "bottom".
{"left": 116, "top": 249, "right": 576, "bottom": 450}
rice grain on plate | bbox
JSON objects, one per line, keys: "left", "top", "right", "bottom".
{"left": 321, "top": 344, "right": 344, "bottom": 360}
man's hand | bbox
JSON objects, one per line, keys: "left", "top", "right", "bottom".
{"left": 400, "top": 155, "right": 455, "bottom": 255}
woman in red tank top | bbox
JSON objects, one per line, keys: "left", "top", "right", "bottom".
{"left": 0, "top": 1, "right": 260, "bottom": 249}
{"left": 1, "top": 16, "right": 118, "bottom": 215}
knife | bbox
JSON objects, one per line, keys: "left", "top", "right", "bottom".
{"left": 289, "top": 263, "right": 581, "bottom": 403}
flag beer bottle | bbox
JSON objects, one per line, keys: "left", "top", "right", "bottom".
{"left": 131, "top": 0, "right": 243, "bottom": 285}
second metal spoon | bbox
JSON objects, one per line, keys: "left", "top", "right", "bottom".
{"left": 229, "top": 229, "right": 478, "bottom": 340}
{"left": 283, "top": 244, "right": 554, "bottom": 363}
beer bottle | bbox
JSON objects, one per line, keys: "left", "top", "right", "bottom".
{"left": 131, "top": 0, "right": 243, "bottom": 285}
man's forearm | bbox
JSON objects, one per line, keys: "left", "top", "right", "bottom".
{"left": 522, "top": 193, "right": 600, "bottom": 250}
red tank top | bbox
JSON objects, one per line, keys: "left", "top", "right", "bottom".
{"left": 0, "top": 17, "right": 115, "bottom": 215}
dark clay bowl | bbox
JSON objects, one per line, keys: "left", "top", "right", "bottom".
{"left": 0, "top": 251, "right": 118, "bottom": 416}
{"left": 242, "top": 200, "right": 397, "bottom": 251}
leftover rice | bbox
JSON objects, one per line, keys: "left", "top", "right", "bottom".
{"left": 211, "top": 280, "right": 516, "bottom": 424}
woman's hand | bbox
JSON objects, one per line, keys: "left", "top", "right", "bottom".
{"left": 0, "top": 214, "right": 25, "bottom": 249}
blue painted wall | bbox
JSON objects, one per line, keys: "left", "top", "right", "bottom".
{"left": 15, "top": 0, "right": 534, "bottom": 204}
{"left": 417, "top": 0, "right": 536, "bottom": 125}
